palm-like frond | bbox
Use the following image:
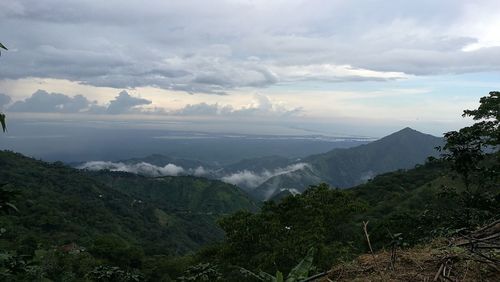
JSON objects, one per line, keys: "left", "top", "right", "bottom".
{"left": 0, "top": 113, "right": 6, "bottom": 132}
{"left": 0, "top": 42, "right": 7, "bottom": 56}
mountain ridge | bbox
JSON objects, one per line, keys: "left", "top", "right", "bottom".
{"left": 252, "top": 127, "right": 443, "bottom": 200}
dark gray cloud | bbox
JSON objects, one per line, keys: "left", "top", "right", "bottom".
{"left": 105, "top": 91, "right": 152, "bottom": 114}
{"left": 1, "top": 0, "right": 499, "bottom": 93}
{"left": 5, "top": 89, "right": 299, "bottom": 117}
{"left": 7, "top": 90, "right": 152, "bottom": 114}
{"left": 8, "top": 90, "right": 97, "bottom": 113}
{"left": 0, "top": 93, "right": 12, "bottom": 109}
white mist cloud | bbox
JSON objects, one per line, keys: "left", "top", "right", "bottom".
{"left": 78, "top": 160, "right": 310, "bottom": 190}
{"left": 220, "top": 163, "right": 310, "bottom": 188}
{"left": 78, "top": 161, "right": 185, "bottom": 176}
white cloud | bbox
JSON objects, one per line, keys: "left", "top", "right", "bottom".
{"left": 78, "top": 161, "right": 185, "bottom": 176}
{"left": 78, "top": 159, "right": 310, "bottom": 190}
{"left": 221, "top": 163, "right": 310, "bottom": 188}
{"left": 176, "top": 94, "right": 302, "bottom": 117}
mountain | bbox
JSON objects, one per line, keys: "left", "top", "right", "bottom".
{"left": 250, "top": 164, "right": 323, "bottom": 200}
{"left": 0, "top": 150, "right": 257, "bottom": 257}
{"left": 221, "top": 155, "right": 294, "bottom": 174}
{"left": 253, "top": 128, "right": 443, "bottom": 200}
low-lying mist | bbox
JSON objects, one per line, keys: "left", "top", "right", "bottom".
{"left": 78, "top": 161, "right": 310, "bottom": 190}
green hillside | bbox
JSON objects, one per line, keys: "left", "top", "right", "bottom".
{"left": 0, "top": 151, "right": 257, "bottom": 280}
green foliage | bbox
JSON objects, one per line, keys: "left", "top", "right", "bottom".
{"left": 0, "top": 150, "right": 258, "bottom": 281}
{"left": 89, "top": 234, "right": 144, "bottom": 269}
{"left": 86, "top": 266, "right": 143, "bottom": 282}
{"left": 439, "top": 91, "right": 499, "bottom": 190}
{"left": 177, "top": 263, "right": 223, "bottom": 281}
{"left": 0, "top": 184, "right": 19, "bottom": 214}
{"left": 215, "top": 184, "right": 366, "bottom": 274}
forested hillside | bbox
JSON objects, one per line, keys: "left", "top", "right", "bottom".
{"left": 0, "top": 151, "right": 257, "bottom": 280}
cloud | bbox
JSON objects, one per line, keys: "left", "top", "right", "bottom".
{"left": 8, "top": 89, "right": 97, "bottom": 113}
{"left": 2, "top": 1, "right": 499, "bottom": 94}
{"left": 104, "top": 90, "right": 152, "bottom": 114}
{"left": 176, "top": 95, "right": 303, "bottom": 117}
{"left": 220, "top": 163, "right": 310, "bottom": 188}
{"left": 0, "top": 93, "right": 12, "bottom": 109}
{"left": 7, "top": 89, "right": 155, "bottom": 114}
{"left": 5, "top": 89, "right": 302, "bottom": 118}
{"left": 78, "top": 161, "right": 185, "bottom": 176}
{"left": 77, "top": 159, "right": 309, "bottom": 189}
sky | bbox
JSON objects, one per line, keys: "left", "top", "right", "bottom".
{"left": 1, "top": 0, "right": 499, "bottom": 137}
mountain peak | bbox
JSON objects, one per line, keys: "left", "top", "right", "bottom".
{"left": 374, "top": 127, "right": 442, "bottom": 147}
{"left": 385, "top": 127, "right": 434, "bottom": 139}
{"left": 397, "top": 127, "right": 418, "bottom": 134}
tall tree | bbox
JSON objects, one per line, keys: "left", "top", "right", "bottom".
{"left": 439, "top": 91, "right": 499, "bottom": 190}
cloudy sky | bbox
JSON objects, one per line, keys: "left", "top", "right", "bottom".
{"left": 1, "top": 0, "right": 499, "bottom": 136}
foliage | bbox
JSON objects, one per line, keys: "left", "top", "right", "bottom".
{"left": 0, "top": 42, "right": 6, "bottom": 56}
{"left": 0, "top": 150, "right": 257, "bottom": 280}
{"left": 177, "top": 263, "right": 223, "bottom": 281}
{"left": 86, "top": 266, "right": 143, "bottom": 282}
{"left": 439, "top": 91, "right": 499, "bottom": 190}
{"left": 214, "top": 184, "right": 366, "bottom": 274}
{"left": 0, "top": 183, "right": 19, "bottom": 214}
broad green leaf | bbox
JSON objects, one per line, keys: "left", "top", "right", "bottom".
{"left": 258, "top": 270, "right": 277, "bottom": 282}
{"left": 276, "top": 271, "right": 284, "bottom": 282}
{"left": 5, "top": 202, "right": 18, "bottom": 213}
{"left": 0, "top": 43, "right": 7, "bottom": 50}
{"left": 286, "top": 247, "right": 316, "bottom": 282}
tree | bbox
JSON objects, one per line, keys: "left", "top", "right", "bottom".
{"left": 439, "top": 91, "right": 499, "bottom": 191}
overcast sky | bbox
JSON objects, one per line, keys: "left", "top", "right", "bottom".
{"left": 1, "top": 0, "right": 499, "bottom": 136}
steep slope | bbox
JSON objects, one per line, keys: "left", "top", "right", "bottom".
{"left": 251, "top": 165, "right": 323, "bottom": 200}
{"left": 253, "top": 128, "right": 443, "bottom": 200}
{"left": 309, "top": 127, "right": 443, "bottom": 186}
{"left": 0, "top": 150, "right": 257, "bottom": 256}
{"left": 90, "top": 172, "right": 259, "bottom": 214}
{"left": 222, "top": 155, "right": 293, "bottom": 174}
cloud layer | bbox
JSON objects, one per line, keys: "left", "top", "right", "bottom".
{"left": 176, "top": 95, "right": 302, "bottom": 117}
{"left": 221, "top": 163, "right": 310, "bottom": 188}
{"left": 78, "top": 161, "right": 186, "bottom": 176}
{"left": 78, "top": 160, "right": 310, "bottom": 189}
{"left": 1, "top": 0, "right": 499, "bottom": 94}
{"left": 4, "top": 90, "right": 301, "bottom": 117}
{"left": 0, "top": 93, "right": 12, "bottom": 110}
{"left": 9, "top": 90, "right": 98, "bottom": 113}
